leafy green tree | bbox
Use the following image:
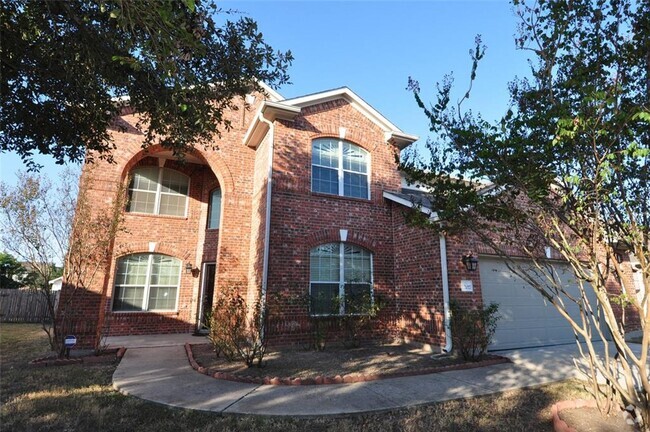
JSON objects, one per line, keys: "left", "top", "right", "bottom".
{"left": 0, "top": 252, "right": 26, "bottom": 289}
{"left": 402, "top": 0, "right": 649, "bottom": 428}
{"left": 1, "top": 0, "right": 292, "bottom": 168}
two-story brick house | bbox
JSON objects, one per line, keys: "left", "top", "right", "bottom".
{"left": 63, "top": 84, "right": 642, "bottom": 352}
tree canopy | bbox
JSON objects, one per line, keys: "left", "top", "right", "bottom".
{"left": 1, "top": 0, "right": 292, "bottom": 168}
{"left": 402, "top": 0, "right": 649, "bottom": 427}
{"left": 0, "top": 252, "right": 27, "bottom": 289}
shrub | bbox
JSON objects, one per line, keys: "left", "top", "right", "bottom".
{"left": 208, "top": 285, "right": 267, "bottom": 368}
{"left": 450, "top": 300, "right": 500, "bottom": 361}
{"left": 338, "top": 292, "right": 384, "bottom": 348}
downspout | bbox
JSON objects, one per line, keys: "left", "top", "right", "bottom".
{"left": 439, "top": 233, "right": 452, "bottom": 353}
{"left": 259, "top": 112, "right": 274, "bottom": 328}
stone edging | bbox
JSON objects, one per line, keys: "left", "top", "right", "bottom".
{"left": 551, "top": 399, "right": 597, "bottom": 432}
{"left": 185, "top": 343, "right": 511, "bottom": 386}
{"left": 29, "top": 347, "right": 127, "bottom": 367}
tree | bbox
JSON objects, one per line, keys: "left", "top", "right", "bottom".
{"left": 0, "top": 252, "right": 27, "bottom": 289}
{"left": 1, "top": 0, "right": 292, "bottom": 169}
{"left": 402, "top": 0, "right": 649, "bottom": 428}
{"left": 0, "top": 168, "right": 125, "bottom": 357}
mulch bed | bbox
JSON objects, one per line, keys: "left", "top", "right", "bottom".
{"left": 187, "top": 343, "right": 510, "bottom": 386}
{"left": 29, "top": 347, "right": 126, "bottom": 367}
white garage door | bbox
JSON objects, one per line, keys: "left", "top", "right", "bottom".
{"left": 479, "top": 256, "right": 596, "bottom": 350}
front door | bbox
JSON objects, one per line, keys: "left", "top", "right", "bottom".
{"left": 198, "top": 262, "right": 216, "bottom": 331}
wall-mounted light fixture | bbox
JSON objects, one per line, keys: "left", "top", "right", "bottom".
{"left": 185, "top": 263, "right": 194, "bottom": 274}
{"left": 461, "top": 254, "right": 479, "bottom": 272}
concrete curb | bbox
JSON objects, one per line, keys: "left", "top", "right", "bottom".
{"left": 29, "top": 347, "right": 127, "bottom": 367}
{"left": 551, "top": 399, "right": 597, "bottom": 432}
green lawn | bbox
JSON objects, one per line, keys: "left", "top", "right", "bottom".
{"left": 0, "top": 323, "right": 592, "bottom": 431}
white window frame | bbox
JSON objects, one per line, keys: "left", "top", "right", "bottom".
{"left": 128, "top": 167, "right": 190, "bottom": 217}
{"left": 309, "top": 242, "right": 374, "bottom": 316}
{"left": 112, "top": 253, "right": 182, "bottom": 312}
{"left": 311, "top": 139, "right": 371, "bottom": 199}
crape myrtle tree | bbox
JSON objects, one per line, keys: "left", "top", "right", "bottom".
{"left": 0, "top": 169, "right": 126, "bottom": 357}
{"left": 1, "top": 0, "right": 292, "bottom": 168}
{"left": 401, "top": 0, "right": 650, "bottom": 428}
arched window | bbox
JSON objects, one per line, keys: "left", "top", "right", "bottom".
{"left": 127, "top": 167, "right": 189, "bottom": 216}
{"left": 112, "top": 253, "right": 181, "bottom": 312}
{"left": 309, "top": 242, "right": 373, "bottom": 315}
{"left": 207, "top": 187, "right": 222, "bottom": 229}
{"left": 311, "top": 138, "right": 370, "bottom": 199}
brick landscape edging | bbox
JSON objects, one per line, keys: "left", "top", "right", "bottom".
{"left": 29, "top": 347, "right": 127, "bottom": 367}
{"left": 185, "top": 343, "right": 511, "bottom": 386}
{"left": 550, "top": 399, "right": 598, "bottom": 432}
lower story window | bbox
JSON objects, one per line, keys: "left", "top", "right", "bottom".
{"left": 309, "top": 242, "right": 373, "bottom": 315}
{"left": 113, "top": 253, "right": 181, "bottom": 312}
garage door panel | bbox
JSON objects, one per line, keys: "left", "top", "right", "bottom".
{"left": 480, "top": 257, "right": 596, "bottom": 350}
{"left": 492, "top": 328, "right": 548, "bottom": 348}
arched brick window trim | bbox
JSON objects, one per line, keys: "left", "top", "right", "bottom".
{"left": 115, "top": 242, "right": 193, "bottom": 262}
{"left": 309, "top": 132, "right": 371, "bottom": 153}
{"left": 304, "top": 229, "right": 377, "bottom": 253}
{"left": 119, "top": 145, "right": 235, "bottom": 194}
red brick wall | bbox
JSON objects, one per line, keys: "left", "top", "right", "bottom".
{"left": 62, "top": 95, "right": 266, "bottom": 347}
{"left": 62, "top": 88, "right": 639, "bottom": 351}
{"left": 247, "top": 133, "right": 271, "bottom": 304}
{"left": 391, "top": 205, "right": 446, "bottom": 346}
{"left": 264, "top": 100, "right": 403, "bottom": 345}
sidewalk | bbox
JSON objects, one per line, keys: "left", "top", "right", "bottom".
{"left": 109, "top": 336, "right": 629, "bottom": 416}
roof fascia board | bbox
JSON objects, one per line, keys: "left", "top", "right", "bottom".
{"left": 243, "top": 101, "right": 301, "bottom": 148}
{"left": 385, "top": 131, "right": 419, "bottom": 150}
{"left": 257, "top": 81, "right": 284, "bottom": 102}
{"left": 284, "top": 88, "right": 418, "bottom": 147}
{"left": 383, "top": 191, "right": 439, "bottom": 221}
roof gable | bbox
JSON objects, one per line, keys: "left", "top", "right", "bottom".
{"left": 282, "top": 87, "right": 418, "bottom": 149}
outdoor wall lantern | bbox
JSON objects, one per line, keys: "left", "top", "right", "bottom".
{"left": 185, "top": 263, "right": 194, "bottom": 274}
{"left": 461, "top": 254, "right": 479, "bottom": 272}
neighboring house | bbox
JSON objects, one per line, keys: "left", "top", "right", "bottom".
{"left": 62, "top": 84, "right": 641, "bottom": 351}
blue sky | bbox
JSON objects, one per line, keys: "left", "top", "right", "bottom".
{"left": 0, "top": 0, "right": 531, "bottom": 186}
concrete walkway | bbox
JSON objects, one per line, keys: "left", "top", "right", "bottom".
{"left": 108, "top": 334, "right": 640, "bottom": 416}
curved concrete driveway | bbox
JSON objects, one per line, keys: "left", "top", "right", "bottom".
{"left": 108, "top": 334, "right": 637, "bottom": 416}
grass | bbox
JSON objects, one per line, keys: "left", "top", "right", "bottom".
{"left": 0, "top": 323, "right": 593, "bottom": 431}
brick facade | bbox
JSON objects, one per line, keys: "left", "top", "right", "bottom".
{"left": 61, "top": 86, "right": 639, "bottom": 350}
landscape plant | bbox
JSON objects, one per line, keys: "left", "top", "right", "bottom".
{"left": 208, "top": 284, "right": 267, "bottom": 368}
{"left": 337, "top": 291, "right": 384, "bottom": 348}
{"left": 401, "top": 0, "right": 649, "bottom": 427}
{"left": 0, "top": 168, "right": 126, "bottom": 357}
{"left": 449, "top": 300, "right": 500, "bottom": 361}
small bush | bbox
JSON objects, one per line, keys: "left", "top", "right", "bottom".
{"left": 208, "top": 285, "right": 267, "bottom": 368}
{"left": 450, "top": 300, "right": 500, "bottom": 361}
{"left": 338, "top": 292, "right": 383, "bottom": 348}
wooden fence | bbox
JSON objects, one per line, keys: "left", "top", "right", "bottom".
{"left": 0, "top": 289, "right": 59, "bottom": 323}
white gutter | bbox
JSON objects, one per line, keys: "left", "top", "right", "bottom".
{"left": 259, "top": 113, "right": 274, "bottom": 320}
{"left": 439, "top": 234, "right": 452, "bottom": 353}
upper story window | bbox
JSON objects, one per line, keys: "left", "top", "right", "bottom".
{"left": 309, "top": 242, "right": 373, "bottom": 315}
{"left": 207, "top": 187, "right": 222, "bottom": 229}
{"left": 311, "top": 138, "right": 370, "bottom": 199}
{"left": 127, "top": 167, "right": 189, "bottom": 217}
{"left": 112, "top": 253, "right": 181, "bottom": 312}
